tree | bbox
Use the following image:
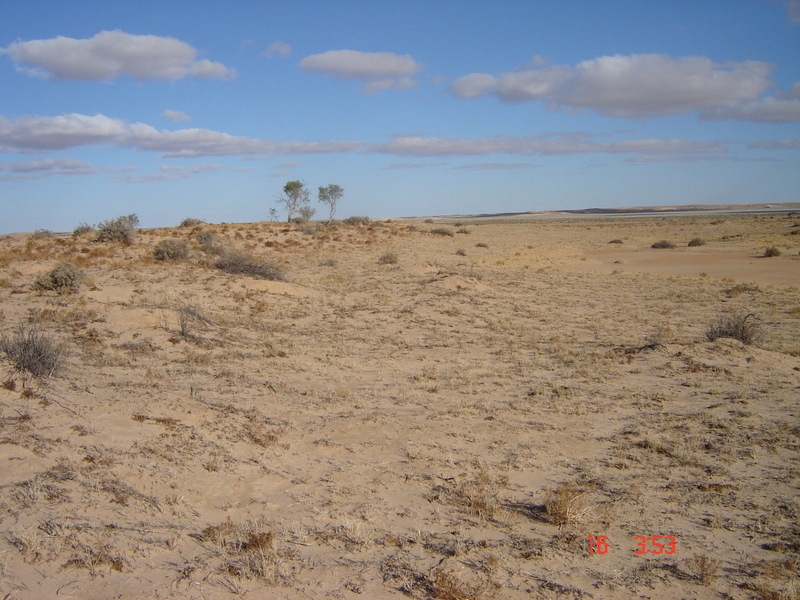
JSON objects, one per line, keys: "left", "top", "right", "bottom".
{"left": 276, "top": 181, "right": 310, "bottom": 222}
{"left": 318, "top": 184, "right": 344, "bottom": 224}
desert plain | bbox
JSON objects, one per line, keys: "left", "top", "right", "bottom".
{"left": 0, "top": 208, "right": 798, "bottom": 599}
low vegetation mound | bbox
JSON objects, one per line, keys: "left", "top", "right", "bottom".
{"left": 215, "top": 252, "right": 284, "bottom": 280}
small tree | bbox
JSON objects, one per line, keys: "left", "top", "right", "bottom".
{"left": 276, "top": 181, "right": 310, "bottom": 223}
{"left": 318, "top": 184, "right": 344, "bottom": 224}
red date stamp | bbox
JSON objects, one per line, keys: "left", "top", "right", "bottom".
{"left": 587, "top": 535, "right": 677, "bottom": 555}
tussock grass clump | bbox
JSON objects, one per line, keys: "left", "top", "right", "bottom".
{"left": 379, "top": 251, "right": 398, "bottom": 264}
{"left": 706, "top": 312, "right": 762, "bottom": 345}
{"left": 651, "top": 240, "right": 676, "bottom": 249}
{"left": 215, "top": 252, "right": 284, "bottom": 280}
{"left": 763, "top": 246, "right": 781, "bottom": 257}
{"left": 33, "top": 262, "right": 85, "bottom": 294}
{"left": 95, "top": 214, "right": 139, "bottom": 243}
{"left": 688, "top": 237, "right": 706, "bottom": 247}
{"left": 430, "top": 227, "right": 455, "bottom": 237}
{"left": 153, "top": 239, "right": 189, "bottom": 261}
{"left": 683, "top": 554, "right": 720, "bottom": 586}
{"left": 544, "top": 482, "right": 590, "bottom": 526}
{"left": 0, "top": 322, "right": 66, "bottom": 380}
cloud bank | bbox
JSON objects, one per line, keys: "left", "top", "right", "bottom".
{"left": 448, "top": 53, "right": 800, "bottom": 122}
{"left": 299, "top": 49, "right": 423, "bottom": 93}
{"left": 2, "top": 30, "right": 236, "bottom": 81}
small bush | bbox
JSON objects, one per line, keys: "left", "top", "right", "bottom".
{"left": 476, "top": 242, "right": 488, "bottom": 248}
{"left": 72, "top": 223, "right": 95, "bottom": 237}
{"left": 95, "top": 214, "right": 139, "bottom": 243}
{"left": 378, "top": 251, "right": 398, "bottom": 265}
{"left": 0, "top": 322, "right": 66, "bottom": 380}
{"left": 179, "top": 218, "right": 205, "bottom": 228}
{"left": 706, "top": 312, "right": 761, "bottom": 345}
{"left": 456, "top": 226, "right": 471, "bottom": 234}
{"left": 545, "top": 482, "right": 590, "bottom": 526}
{"left": 195, "top": 231, "right": 223, "bottom": 255}
{"left": 763, "top": 246, "right": 781, "bottom": 257}
{"left": 608, "top": 239, "right": 623, "bottom": 244}
{"left": 153, "top": 239, "right": 189, "bottom": 261}
{"left": 343, "top": 216, "right": 371, "bottom": 226}
{"left": 688, "top": 238, "right": 706, "bottom": 247}
{"left": 215, "top": 252, "right": 284, "bottom": 280}
{"left": 430, "top": 227, "right": 455, "bottom": 237}
{"left": 651, "top": 240, "right": 676, "bottom": 249}
{"left": 33, "top": 262, "right": 85, "bottom": 294}
{"left": 455, "top": 249, "right": 466, "bottom": 256}
{"left": 31, "top": 229, "right": 55, "bottom": 240}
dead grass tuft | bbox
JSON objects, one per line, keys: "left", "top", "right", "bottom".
{"left": 544, "top": 481, "right": 591, "bottom": 526}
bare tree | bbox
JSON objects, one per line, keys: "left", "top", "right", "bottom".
{"left": 276, "top": 181, "right": 310, "bottom": 222}
{"left": 318, "top": 184, "right": 344, "bottom": 224}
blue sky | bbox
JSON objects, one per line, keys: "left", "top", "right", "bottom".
{"left": 1, "top": 0, "right": 799, "bottom": 233}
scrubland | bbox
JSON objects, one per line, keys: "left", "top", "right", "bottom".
{"left": 0, "top": 212, "right": 798, "bottom": 599}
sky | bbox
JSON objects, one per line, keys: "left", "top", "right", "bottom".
{"left": 1, "top": 0, "right": 799, "bottom": 234}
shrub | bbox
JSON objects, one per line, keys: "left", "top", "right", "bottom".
{"left": 0, "top": 322, "right": 66, "bottom": 380}
{"left": 651, "top": 240, "right": 676, "bottom": 249}
{"left": 179, "top": 218, "right": 205, "bottom": 228}
{"left": 430, "top": 227, "right": 455, "bottom": 237}
{"left": 343, "top": 216, "right": 371, "bottom": 226}
{"left": 72, "top": 223, "right": 95, "bottom": 237}
{"left": 688, "top": 238, "right": 706, "bottom": 247}
{"left": 95, "top": 214, "right": 139, "bottom": 243}
{"left": 545, "top": 482, "right": 590, "bottom": 526}
{"left": 608, "top": 239, "right": 623, "bottom": 244}
{"left": 195, "top": 231, "right": 223, "bottom": 255}
{"left": 476, "top": 242, "right": 488, "bottom": 248}
{"left": 378, "top": 251, "right": 398, "bottom": 265}
{"left": 706, "top": 312, "right": 761, "bottom": 345}
{"left": 763, "top": 246, "right": 781, "bottom": 257}
{"left": 455, "top": 249, "right": 466, "bottom": 256}
{"left": 153, "top": 239, "right": 189, "bottom": 261}
{"left": 33, "top": 262, "right": 85, "bottom": 294}
{"left": 31, "top": 229, "right": 54, "bottom": 240}
{"left": 215, "top": 252, "right": 284, "bottom": 280}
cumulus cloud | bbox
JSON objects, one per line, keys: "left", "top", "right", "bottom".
{"left": 299, "top": 49, "right": 423, "bottom": 92}
{"left": 264, "top": 41, "right": 291, "bottom": 58}
{"left": 447, "top": 53, "right": 792, "bottom": 121}
{"left": 368, "top": 133, "right": 726, "bottom": 157}
{"left": 163, "top": 110, "right": 191, "bottom": 122}
{"left": 0, "top": 113, "right": 366, "bottom": 157}
{"left": 2, "top": 30, "right": 236, "bottom": 81}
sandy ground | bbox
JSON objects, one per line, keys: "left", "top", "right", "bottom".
{"left": 0, "top": 212, "right": 798, "bottom": 599}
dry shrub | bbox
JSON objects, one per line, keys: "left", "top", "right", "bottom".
{"left": 179, "top": 217, "right": 205, "bottom": 227}
{"left": 651, "top": 240, "right": 676, "bottom": 249}
{"left": 448, "top": 470, "right": 508, "bottom": 520}
{"left": 688, "top": 237, "right": 706, "bottom": 247}
{"left": 153, "top": 239, "right": 189, "bottom": 261}
{"left": 764, "top": 246, "right": 781, "bottom": 257}
{"left": 0, "top": 321, "right": 66, "bottom": 380}
{"left": 196, "top": 230, "right": 224, "bottom": 254}
{"left": 215, "top": 252, "right": 284, "bottom": 281}
{"left": 706, "top": 312, "right": 762, "bottom": 345}
{"left": 683, "top": 553, "right": 720, "bottom": 585}
{"left": 33, "top": 262, "right": 85, "bottom": 294}
{"left": 431, "top": 568, "right": 487, "bottom": 600}
{"left": 95, "top": 214, "right": 138, "bottom": 243}
{"left": 379, "top": 251, "right": 398, "bottom": 264}
{"left": 343, "top": 215, "right": 370, "bottom": 226}
{"left": 198, "top": 518, "right": 280, "bottom": 583}
{"left": 544, "top": 482, "right": 591, "bottom": 526}
{"left": 431, "top": 227, "right": 455, "bottom": 237}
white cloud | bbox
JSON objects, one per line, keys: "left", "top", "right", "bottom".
{"left": 449, "top": 53, "right": 783, "bottom": 120}
{"left": 299, "top": 49, "right": 423, "bottom": 92}
{"left": 2, "top": 30, "right": 236, "bottom": 81}
{"left": 115, "top": 163, "right": 224, "bottom": 183}
{"left": 163, "top": 110, "right": 191, "bottom": 122}
{"left": 452, "top": 163, "right": 538, "bottom": 170}
{"left": 368, "top": 133, "right": 726, "bottom": 157}
{"left": 0, "top": 113, "right": 366, "bottom": 157}
{"left": 0, "top": 157, "right": 103, "bottom": 176}
{"left": 264, "top": 41, "right": 291, "bottom": 58}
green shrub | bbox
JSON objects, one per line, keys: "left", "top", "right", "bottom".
{"left": 33, "top": 262, "right": 85, "bottom": 294}
{"left": 706, "top": 312, "right": 761, "bottom": 345}
{"left": 651, "top": 240, "right": 676, "bottom": 249}
{"left": 763, "top": 246, "right": 781, "bottom": 257}
{"left": 688, "top": 238, "right": 706, "bottom": 247}
{"left": 153, "top": 239, "right": 189, "bottom": 261}
{"left": 0, "top": 322, "right": 66, "bottom": 380}
{"left": 95, "top": 214, "right": 139, "bottom": 243}
{"left": 215, "top": 252, "right": 284, "bottom": 280}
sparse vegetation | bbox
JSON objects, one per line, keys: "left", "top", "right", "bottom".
{"left": 179, "top": 218, "right": 205, "bottom": 227}
{"left": 764, "top": 246, "right": 781, "bottom": 257}
{"left": 343, "top": 215, "right": 370, "bottom": 226}
{"left": 31, "top": 229, "right": 55, "bottom": 240}
{"left": 153, "top": 239, "right": 189, "bottom": 261}
{"left": 94, "top": 214, "right": 139, "bottom": 243}
{"left": 430, "top": 227, "right": 455, "bottom": 237}
{"left": 215, "top": 252, "right": 284, "bottom": 280}
{"left": 688, "top": 237, "right": 706, "bottom": 247}
{"left": 72, "top": 222, "right": 95, "bottom": 237}
{"left": 379, "top": 251, "right": 398, "bottom": 264}
{"left": 0, "top": 321, "right": 66, "bottom": 380}
{"left": 195, "top": 230, "right": 223, "bottom": 254}
{"left": 544, "top": 482, "right": 590, "bottom": 526}
{"left": 651, "top": 240, "right": 676, "bottom": 249}
{"left": 318, "top": 184, "right": 344, "bottom": 224}
{"left": 706, "top": 311, "right": 762, "bottom": 344}
{"left": 32, "top": 262, "right": 85, "bottom": 294}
